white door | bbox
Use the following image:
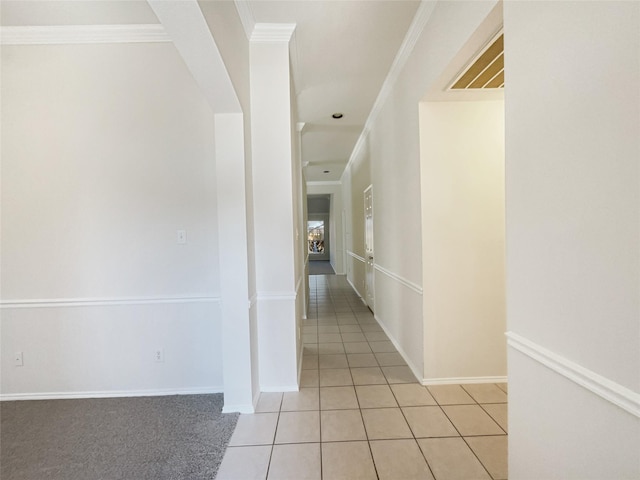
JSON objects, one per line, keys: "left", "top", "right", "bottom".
{"left": 364, "top": 186, "right": 375, "bottom": 311}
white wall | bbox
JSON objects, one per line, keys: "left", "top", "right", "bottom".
{"left": 1, "top": 42, "right": 222, "bottom": 398}
{"left": 504, "top": 1, "right": 640, "bottom": 477}
{"left": 420, "top": 100, "right": 506, "bottom": 382}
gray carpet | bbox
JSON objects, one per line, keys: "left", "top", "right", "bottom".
{"left": 1, "top": 394, "right": 239, "bottom": 480}
{"left": 309, "top": 261, "right": 335, "bottom": 275}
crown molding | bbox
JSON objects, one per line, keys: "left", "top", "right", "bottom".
{"left": 251, "top": 23, "right": 296, "bottom": 43}
{"left": 233, "top": 0, "right": 255, "bottom": 41}
{"left": 341, "top": 0, "right": 436, "bottom": 181}
{"left": 0, "top": 24, "right": 170, "bottom": 45}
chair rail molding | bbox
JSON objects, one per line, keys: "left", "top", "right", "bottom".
{"left": 507, "top": 331, "right": 640, "bottom": 418}
{"left": 0, "top": 295, "right": 220, "bottom": 309}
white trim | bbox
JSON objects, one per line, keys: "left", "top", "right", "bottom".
{"left": 346, "top": 277, "right": 366, "bottom": 305}
{"left": 341, "top": 1, "right": 436, "bottom": 181}
{"left": 347, "top": 250, "right": 366, "bottom": 263}
{"left": 233, "top": 0, "right": 255, "bottom": 41}
{"left": 422, "top": 376, "right": 507, "bottom": 386}
{"left": 306, "top": 181, "right": 342, "bottom": 187}
{"left": 250, "top": 23, "right": 296, "bottom": 43}
{"left": 0, "top": 24, "right": 170, "bottom": 45}
{"left": 223, "top": 403, "right": 255, "bottom": 414}
{"left": 256, "top": 292, "right": 297, "bottom": 301}
{"left": 374, "top": 264, "right": 423, "bottom": 295}
{"left": 374, "top": 314, "right": 423, "bottom": 383}
{"left": 0, "top": 386, "right": 223, "bottom": 402}
{"left": 260, "top": 384, "right": 299, "bottom": 393}
{"left": 0, "top": 295, "right": 220, "bottom": 309}
{"left": 507, "top": 331, "right": 640, "bottom": 418}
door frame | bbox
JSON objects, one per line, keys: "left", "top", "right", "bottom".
{"left": 364, "top": 185, "right": 375, "bottom": 311}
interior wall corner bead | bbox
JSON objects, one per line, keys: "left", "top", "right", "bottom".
{"left": 0, "top": 24, "right": 171, "bottom": 46}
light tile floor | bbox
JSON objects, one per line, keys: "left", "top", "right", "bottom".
{"left": 217, "top": 275, "right": 508, "bottom": 480}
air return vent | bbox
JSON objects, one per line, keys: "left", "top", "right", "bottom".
{"left": 450, "top": 32, "right": 504, "bottom": 90}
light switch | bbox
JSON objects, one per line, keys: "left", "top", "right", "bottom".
{"left": 177, "top": 229, "right": 187, "bottom": 244}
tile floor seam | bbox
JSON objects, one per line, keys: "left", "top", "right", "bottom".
{"left": 225, "top": 276, "right": 508, "bottom": 479}
{"left": 477, "top": 403, "right": 508, "bottom": 435}
{"left": 460, "top": 433, "right": 498, "bottom": 480}
{"left": 434, "top": 400, "right": 498, "bottom": 479}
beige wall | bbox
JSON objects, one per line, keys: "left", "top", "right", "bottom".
{"left": 345, "top": 145, "right": 371, "bottom": 298}
{"left": 420, "top": 100, "right": 506, "bottom": 381}
{"left": 341, "top": 0, "right": 501, "bottom": 378}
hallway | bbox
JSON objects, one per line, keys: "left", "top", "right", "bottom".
{"left": 217, "top": 275, "right": 508, "bottom": 479}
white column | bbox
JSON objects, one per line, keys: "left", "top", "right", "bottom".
{"left": 250, "top": 24, "right": 299, "bottom": 391}
{"left": 215, "top": 114, "right": 257, "bottom": 413}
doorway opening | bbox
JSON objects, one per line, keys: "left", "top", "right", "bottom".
{"left": 419, "top": 8, "right": 506, "bottom": 383}
{"left": 307, "top": 194, "right": 331, "bottom": 262}
{"left": 307, "top": 194, "right": 335, "bottom": 275}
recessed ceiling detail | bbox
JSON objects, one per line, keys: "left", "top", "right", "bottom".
{"left": 450, "top": 32, "right": 504, "bottom": 90}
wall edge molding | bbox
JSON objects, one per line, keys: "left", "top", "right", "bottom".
{"left": 0, "top": 386, "right": 223, "bottom": 402}
{"left": 422, "top": 376, "right": 507, "bottom": 386}
{"left": 507, "top": 331, "right": 640, "bottom": 418}
{"left": 0, "top": 24, "right": 171, "bottom": 45}
{"left": 347, "top": 250, "right": 366, "bottom": 263}
{"left": 340, "top": 0, "right": 437, "bottom": 181}
{"left": 374, "top": 264, "right": 423, "bottom": 295}
{"left": 0, "top": 295, "right": 220, "bottom": 309}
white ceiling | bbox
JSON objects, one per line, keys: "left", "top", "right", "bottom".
{"left": 245, "top": 0, "right": 420, "bottom": 182}
{"left": 1, "top": 0, "right": 421, "bottom": 183}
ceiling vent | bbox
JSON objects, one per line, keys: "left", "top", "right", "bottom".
{"left": 450, "top": 32, "right": 504, "bottom": 90}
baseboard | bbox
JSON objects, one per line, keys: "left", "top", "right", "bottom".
{"left": 0, "top": 386, "right": 224, "bottom": 402}
{"left": 297, "top": 349, "right": 304, "bottom": 386}
{"left": 346, "top": 277, "right": 366, "bottom": 305}
{"left": 373, "top": 313, "right": 423, "bottom": 384}
{"left": 422, "top": 376, "right": 508, "bottom": 386}
{"left": 223, "top": 403, "right": 255, "bottom": 414}
{"left": 259, "top": 384, "right": 299, "bottom": 393}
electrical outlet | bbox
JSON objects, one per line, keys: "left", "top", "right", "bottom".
{"left": 155, "top": 349, "right": 164, "bottom": 363}
{"left": 14, "top": 351, "right": 23, "bottom": 367}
